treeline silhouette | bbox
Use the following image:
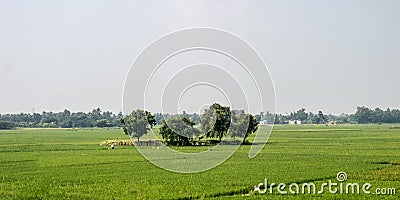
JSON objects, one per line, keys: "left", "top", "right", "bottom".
{"left": 0, "top": 108, "right": 123, "bottom": 129}
{"left": 1, "top": 106, "right": 400, "bottom": 130}
{"left": 260, "top": 106, "right": 400, "bottom": 124}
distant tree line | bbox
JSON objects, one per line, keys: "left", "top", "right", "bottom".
{"left": 353, "top": 106, "right": 400, "bottom": 124}
{"left": 0, "top": 121, "right": 15, "bottom": 130}
{"left": 0, "top": 108, "right": 123, "bottom": 129}
{"left": 256, "top": 106, "right": 400, "bottom": 124}
{"left": 258, "top": 109, "right": 343, "bottom": 124}
{"left": 2, "top": 105, "right": 400, "bottom": 130}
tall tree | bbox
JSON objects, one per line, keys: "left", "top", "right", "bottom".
{"left": 200, "top": 103, "right": 231, "bottom": 142}
{"left": 122, "top": 109, "right": 152, "bottom": 142}
{"left": 355, "top": 106, "right": 373, "bottom": 124}
{"left": 145, "top": 111, "right": 157, "bottom": 128}
{"left": 313, "top": 111, "right": 327, "bottom": 124}
{"left": 246, "top": 114, "right": 259, "bottom": 137}
{"left": 227, "top": 110, "right": 248, "bottom": 139}
{"left": 372, "top": 108, "right": 384, "bottom": 123}
{"left": 228, "top": 111, "right": 258, "bottom": 143}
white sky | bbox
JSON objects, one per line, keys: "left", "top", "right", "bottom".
{"left": 0, "top": 0, "right": 399, "bottom": 115}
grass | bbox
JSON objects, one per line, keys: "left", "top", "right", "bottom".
{"left": 0, "top": 124, "right": 399, "bottom": 199}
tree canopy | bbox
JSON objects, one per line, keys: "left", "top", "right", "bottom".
{"left": 0, "top": 121, "right": 15, "bottom": 130}
{"left": 228, "top": 110, "right": 259, "bottom": 143}
{"left": 159, "top": 117, "right": 199, "bottom": 146}
{"left": 200, "top": 103, "right": 231, "bottom": 142}
{"left": 121, "top": 109, "right": 154, "bottom": 142}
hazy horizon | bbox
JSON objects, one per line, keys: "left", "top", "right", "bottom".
{"left": 1, "top": 0, "right": 399, "bottom": 115}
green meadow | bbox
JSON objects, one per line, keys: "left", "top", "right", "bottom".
{"left": 0, "top": 125, "right": 399, "bottom": 199}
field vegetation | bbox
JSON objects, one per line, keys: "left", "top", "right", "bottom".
{"left": 0, "top": 124, "right": 399, "bottom": 199}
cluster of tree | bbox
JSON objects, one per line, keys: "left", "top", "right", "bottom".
{"left": 159, "top": 117, "right": 200, "bottom": 146}
{"left": 354, "top": 106, "right": 400, "bottom": 124}
{"left": 0, "top": 121, "right": 15, "bottom": 129}
{"left": 255, "top": 106, "right": 400, "bottom": 125}
{"left": 0, "top": 108, "right": 123, "bottom": 128}
{"left": 268, "top": 110, "right": 332, "bottom": 124}
{"left": 121, "top": 103, "right": 259, "bottom": 146}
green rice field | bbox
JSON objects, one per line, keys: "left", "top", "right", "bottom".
{"left": 0, "top": 124, "right": 399, "bottom": 199}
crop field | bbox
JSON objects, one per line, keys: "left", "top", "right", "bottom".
{"left": 0, "top": 125, "right": 399, "bottom": 199}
